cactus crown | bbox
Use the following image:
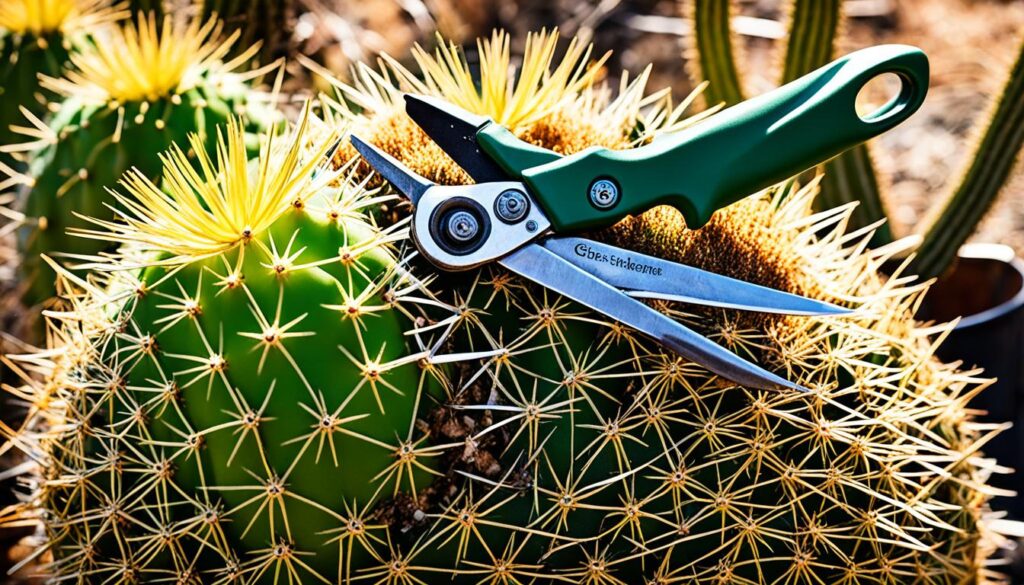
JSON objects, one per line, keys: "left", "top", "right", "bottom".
{"left": 41, "top": 13, "right": 255, "bottom": 103}
{"left": 75, "top": 107, "right": 336, "bottom": 260}
{"left": 0, "top": 0, "right": 124, "bottom": 36}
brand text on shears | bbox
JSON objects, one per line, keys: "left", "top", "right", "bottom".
{"left": 573, "top": 243, "right": 664, "bottom": 276}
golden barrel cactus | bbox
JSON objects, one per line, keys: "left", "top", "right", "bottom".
{"left": 0, "top": 31, "right": 1005, "bottom": 583}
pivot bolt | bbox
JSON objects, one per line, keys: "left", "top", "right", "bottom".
{"left": 588, "top": 178, "right": 620, "bottom": 209}
{"left": 495, "top": 189, "right": 530, "bottom": 223}
{"left": 444, "top": 210, "right": 480, "bottom": 243}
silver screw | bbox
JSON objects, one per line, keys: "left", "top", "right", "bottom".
{"left": 525, "top": 220, "right": 538, "bottom": 233}
{"left": 495, "top": 189, "right": 529, "bottom": 223}
{"left": 445, "top": 210, "right": 480, "bottom": 242}
{"left": 588, "top": 179, "right": 619, "bottom": 209}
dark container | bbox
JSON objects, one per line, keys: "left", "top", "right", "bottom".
{"left": 916, "top": 244, "right": 1024, "bottom": 518}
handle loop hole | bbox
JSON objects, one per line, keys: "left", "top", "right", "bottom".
{"left": 856, "top": 71, "right": 917, "bottom": 125}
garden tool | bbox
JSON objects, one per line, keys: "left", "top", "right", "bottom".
{"left": 351, "top": 44, "right": 929, "bottom": 392}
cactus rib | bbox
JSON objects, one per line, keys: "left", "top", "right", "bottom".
{"left": 684, "top": 0, "right": 745, "bottom": 108}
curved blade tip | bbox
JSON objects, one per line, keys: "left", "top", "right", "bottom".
{"left": 403, "top": 93, "right": 491, "bottom": 129}
{"left": 816, "top": 300, "right": 857, "bottom": 317}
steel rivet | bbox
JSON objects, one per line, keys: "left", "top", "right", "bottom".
{"left": 493, "top": 189, "right": 528, "bottom": 224}
{"left": 588, "top": 178, "right": 620, "bottom": 209}
{"left": 445, "top": 210, "right": 480, "bottom": 242}
{"left": 495, "top": 189, "right": 530, "bottom": 223}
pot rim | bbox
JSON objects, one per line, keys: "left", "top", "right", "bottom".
{"left": 953, "top": 243, "right": 1024, "bottom": 330}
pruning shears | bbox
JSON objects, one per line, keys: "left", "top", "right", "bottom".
{"left": 351, "top": 44, "right": 929, "bottom": 391}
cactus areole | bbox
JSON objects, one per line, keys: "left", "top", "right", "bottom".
{"left": 1, "top": 31, "right": 1003, "bottom": 584}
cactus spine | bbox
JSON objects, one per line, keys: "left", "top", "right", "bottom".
{"left": 3, "top": 14, "right": 272, "bottom": 308}
{"left": 0, "top": 30, "right": 1004, "bottom": 583}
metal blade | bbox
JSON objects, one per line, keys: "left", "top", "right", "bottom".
{"left": 404, "top": 94, "right": 512, "bottom": 183}
{"left": 499, "top": 243, "right": 806, "bottom": 392}
{"left": 350, "top": 135, "right": 433, "bottom": 205}
{"left": 542, "top": 237, "right": 852, "bottom": 316}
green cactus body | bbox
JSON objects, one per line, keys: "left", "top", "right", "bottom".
{"left": 10, "top": 15, "right": 271, "bottom": 308}
{"left": 115, "top": 207, "right": 434, "bottom": 578}
{"left": 27, "top": 119, "right": 448, "bottom": 582}
{"left": 0, "top": 33, "right": 69, "bottom": 173}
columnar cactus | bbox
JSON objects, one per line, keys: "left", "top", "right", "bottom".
{"left": 2, "top": 13, "right": 272, "bottom": 308}
{"left": 1, "top": 31, "right": 1004, "bottom": 584}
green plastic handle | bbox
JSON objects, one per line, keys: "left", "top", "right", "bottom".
{"left": 482, "top": 44, "right": 929, "bottom": 232}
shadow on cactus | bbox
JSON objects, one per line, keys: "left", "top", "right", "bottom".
{"left": 0, "top": 12, "right": 277, "bottom": 311}
{"left": 0, "top": 30, "right": 1008, "bottom": 584}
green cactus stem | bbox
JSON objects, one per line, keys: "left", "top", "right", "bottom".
{"left": 779, "top": 0, "right": 894, "bottom": 245}
{"left": 684, "top": 0, "right": 745, "bottom": 108}
{"left": 778, "top": 0, "right": 841, "bottom": 85}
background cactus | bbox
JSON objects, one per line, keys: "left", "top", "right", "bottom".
{"left": 682, "top": 0, "right": 1024, "bottom": 278}
{"left": 684, "top": 0, "right": 744, "bottom": 109}
{"left": 123, "top": 0, "right": 162, "bottom": 18}
{"left": 122, "top": 0, "right": 296, "bottom": 62}
{"left": 913, "top": 40, "right": 1024, "bottom": 279}
{"left": 0, "top": 0, "right": 126, "bottom": 174}
{"left": 0, "top": 31, "right": 1004, "bottom": 583}
{"left": 1, "top": 13, "right": 274, "bottom": 310}
{"left": 198, "top": 0, "right": 297, "bottom": 62}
